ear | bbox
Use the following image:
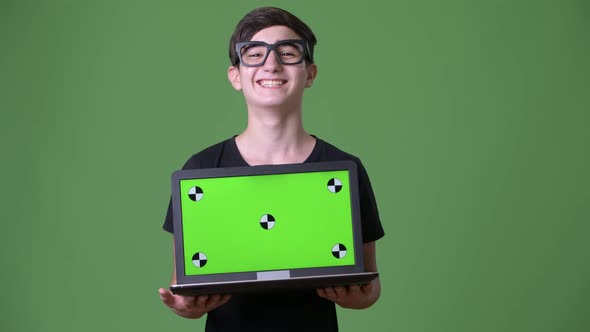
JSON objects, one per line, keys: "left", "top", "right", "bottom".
{"left": 228, "top": 66, "right": 242, "bottom": 91}
{"left": 305, "top": 64, "right": 318, "bottom": 88}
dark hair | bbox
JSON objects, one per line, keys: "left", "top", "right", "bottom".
{"left": 229, "top": 7, "right": 317, "bottom": 66}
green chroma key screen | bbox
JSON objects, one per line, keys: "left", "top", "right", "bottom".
{"left": 179, "top": 170, "right": 356, "bottom": 276}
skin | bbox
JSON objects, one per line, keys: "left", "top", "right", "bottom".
{"left": 159, "top": 25, "right": 381, "bottom": 317}
{"left": 228, "top": 25, "right": 318, "bottom": 165}
{"left": 316, "top": 241, "right": 381, "bottom": 309}
{"left": 159, "top": 247, "right": 231, "bottom": 319}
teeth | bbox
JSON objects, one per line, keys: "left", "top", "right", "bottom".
{"left": 259, "top": 80, "right": 285, "bottom": 87}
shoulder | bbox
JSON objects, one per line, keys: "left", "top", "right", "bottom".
{"left": 180, "top": 138, "right": 231, "bottom": 170}
{"left": 314, "top": 137, "right": 373, "bottom": 182}
{"left": 315, "top": 137, "right": 363, "bottom": 165}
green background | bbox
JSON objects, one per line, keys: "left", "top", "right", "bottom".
{"left": 180, "top": 170, "right": 355, "bottom": 275}
{"left": 1, "top": 0, "right": 588, "bottom": 331}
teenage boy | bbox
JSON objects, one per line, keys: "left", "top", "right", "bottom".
{"left": 158, "top": 6, "right": 385, "bottom": 331}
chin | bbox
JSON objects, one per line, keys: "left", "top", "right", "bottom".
{"left": 252, "top": 99, "right": 292, "bottom": 109}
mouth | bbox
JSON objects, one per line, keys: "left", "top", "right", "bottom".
{"left": 257, "top": 79, "right": 287, "bottom": 88}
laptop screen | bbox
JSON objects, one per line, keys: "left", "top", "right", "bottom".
{"left": 179, "top": 169, "right": 355, "bottom": 276}
{"left": 171, "top": 161, "right": 364, "bottom": 285}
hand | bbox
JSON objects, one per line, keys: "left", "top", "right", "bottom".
{"left": 316, "top": 283, "right": 374, "bottom": 309}
{"left": 158, "top": 288, "right": 231, "bottom": 319}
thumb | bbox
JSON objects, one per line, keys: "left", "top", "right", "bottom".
{"left": 158, "top": 288, "right": 176, "bottom": 307}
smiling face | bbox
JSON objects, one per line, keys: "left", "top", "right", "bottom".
{"left": 228, "top": 26, "right": 317, "bottom": 111}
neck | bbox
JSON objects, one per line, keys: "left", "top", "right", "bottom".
{"left": 235, "top": 106, "right": 315, "bottom": 165}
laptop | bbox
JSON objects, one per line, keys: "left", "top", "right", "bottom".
{"left": 169, "top": 160, "right": 378, "bottom": 296}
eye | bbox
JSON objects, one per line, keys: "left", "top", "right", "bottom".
{"left": 247, "top": 52, "right": 263, "bottom": 58}
{"left": 241, "top": 45, "right": 266, "bottom": 59}
{"left": 277, "top": 44, "right": 302, "bottom": 59}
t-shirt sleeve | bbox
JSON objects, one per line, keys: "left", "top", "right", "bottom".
{"left": 356, "top": 160, "right": 385, "bottom": 243}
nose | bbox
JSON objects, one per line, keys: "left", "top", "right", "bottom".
{"left": 262, "top": 50, "right": 282, "bottom": 71}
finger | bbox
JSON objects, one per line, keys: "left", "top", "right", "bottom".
{"left": 324, "top": 287, "right": 338, "bottom": 300}
{"left": 360, "top": 282, "right": 373, "bottom": 295}
{"left": 173, "top": 294, "right": 195, "bottom": 311}
{"left": 348, "top": 284, "right": 361, "bottom": 294}
{"left": 205, "top": 294, "right": 221, "bottom": 308}
{"left": 348, "top": 285, "right": 361, "bottom": 291}
{"left": 158, "top": 287, "right": 170, "bottom": 299}
{"left": 207, "top": 294, "right": 232, "bottom": 309}
{"left": 316, "top": 288, "right": 327, "bottom": 298}
{"left": 195, "top": 295, "right": 209, "bottom": 309}
{"left": 334, "top": 286, "right": 347, "bottom": 298}
{"left": 158, "top": 288, "right": 176, "bottom": 307}
{"left": 348, "top": 285, "right": 365, "bottom": 297}
{"left": 218, "top": 294, "right": 232, "bottom": 306}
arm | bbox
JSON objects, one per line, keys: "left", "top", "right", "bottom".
{"left": 158, "top": 240, "right": 231, "bottom": 318}
{"left": 316, "top": 241, "right": 381, "bottom": 309}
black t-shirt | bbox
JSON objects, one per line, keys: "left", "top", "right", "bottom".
{"left": 163, "top": 137, "right": 384, "bottom": 332}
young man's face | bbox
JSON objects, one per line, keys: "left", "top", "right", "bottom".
{"left": 228, "top": 25, "right": 317, "bottom": 110}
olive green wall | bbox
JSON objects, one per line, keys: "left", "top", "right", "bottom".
{"left": 2, "top": 0, "right": 588, "bottom": 331}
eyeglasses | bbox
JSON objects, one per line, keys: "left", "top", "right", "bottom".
{"left": 235, "top": 39, "right": 310, "bottom": 67}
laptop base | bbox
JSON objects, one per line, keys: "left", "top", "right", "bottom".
{"left": 171, "top": 272, "right": 379, "bottom": 296}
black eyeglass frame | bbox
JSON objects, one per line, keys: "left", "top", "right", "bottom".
{"left": 234, "top": 39, "right": 312, "bottom": 67}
